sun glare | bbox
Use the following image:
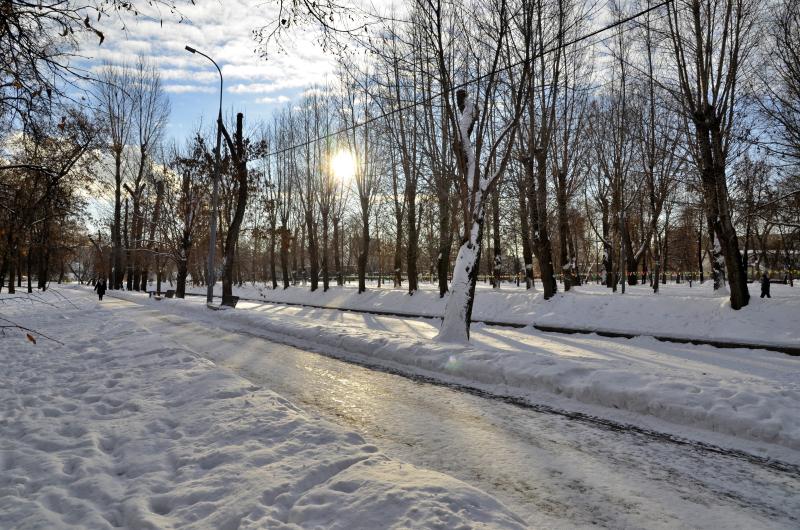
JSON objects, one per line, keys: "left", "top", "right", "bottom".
{"left": 331, "top": 149, "right": 357, "bottom": 182}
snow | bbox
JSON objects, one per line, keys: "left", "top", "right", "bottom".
{"left": 120, "top": 304, "right": 799, "bottom": 529}
{"left": 438, "top": 91, "right": 481, "bottom": 344}
{"left": 0, "top": 289, "right": 526, "bottom": 529}
{"left": 188, "top": 280, "right": 800, "bottom": 349}
{"left": 533, "top": 283, "right": 797, "bottom": 348}
{"left": 122, "top": 284, "right": 800, "bottom": 453}
{"left": 437, "top": 242, "right": 477, "bottom": 343}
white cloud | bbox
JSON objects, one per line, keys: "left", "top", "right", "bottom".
{"left": 80, "top": 0, "right": 339, "bottom": 103}
{"left": 255, "top": 95, "right": 291, "bottom": 104}
{"left": 71, "top": 0, "right": 412, "bottom": 140}
{"left": 164, "top": 84, "right": 217, "bottom": 94}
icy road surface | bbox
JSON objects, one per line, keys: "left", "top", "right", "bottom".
{"left": 109, "top": 295, "right": 799, "bottom": 529}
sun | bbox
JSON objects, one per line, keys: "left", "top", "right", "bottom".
{"left": 330, "top": 149, "right": 357, "bottom": 182}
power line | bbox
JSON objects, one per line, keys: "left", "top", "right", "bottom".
{"left": 260, "top": 0, "right": 673, "bottom": 160}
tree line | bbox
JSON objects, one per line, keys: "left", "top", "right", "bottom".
{"left": 1, "top": 0, "right": 799, "bottom": 340}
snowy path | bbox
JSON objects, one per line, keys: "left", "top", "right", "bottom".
{"left": 108, "top": 293, "right": 800, "bottom": 529}
{"left": 126, "top": 291, "right": 800, "bottom": 451}
{"left": 0, "top": 290, "right": 525, "bottom": 529}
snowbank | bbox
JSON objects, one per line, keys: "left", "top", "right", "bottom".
{"left": 0, "top": 290, "right": 526, "bottom": 529}
{"left": 186, "top": 280, "right": 800, "bottom": 349}
{"left": 120, "top": 288, "right": 800, "bottom": 453}
{"left": 535, "top": 283, "right": 800, "bottom": 350}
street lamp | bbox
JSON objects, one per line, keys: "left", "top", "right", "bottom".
{"left": 185, "top": 45, "right": 223, "bottom": 304}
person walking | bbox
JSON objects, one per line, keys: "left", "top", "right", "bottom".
{"left": 95, "top": 279, "right": 107, "bottom": 301}
{"left": 760, "top": 272, "right": 771, "bottom": 299}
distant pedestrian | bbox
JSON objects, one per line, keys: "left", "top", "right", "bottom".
{"left": 95, "top": 279, "right": 107, "bottom": 301}
{"left": 760, "top": 272, "right": 771, "bottom": 299}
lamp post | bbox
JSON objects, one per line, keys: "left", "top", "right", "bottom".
{"left": 185, "top": 45, "right": 223, "bottom": 304}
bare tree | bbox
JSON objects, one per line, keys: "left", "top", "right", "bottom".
{"left": 219, "top": 113, "right": 258, "bottom": 305}
{"left": 296, "top": 93, "right": 322, "bottom": 292}
{"left": 274, "top": 109, "right": 296, "bottom": 289}
{"left": 422, "top": 0, "right": 530, "bottom": 341}
{"left": 374, "top": 20, "right": 424, "bottom": 293}
{"left": 339, "top": 73, "right": 380, "bottom": 294}
{"left": 758, "top": 0, "right": 800, "bottom": 165}
{"left": 314, "top": 92, "right": 340, "bottom": 292}
{"left": 160, "top": 136, "right": 208, "bottom": 297}
{"left": 0, "top": 1, "right": 186, "bottom": 124}
{"left": 550, "top": 7, "right": 592, "bottom": 291}
{"left": 516, "top": 0, "right": 573, "bottom": 300}
{"left": 98, "top": 63, "right": 133, "bottom": 290}
{"left": 127, "top": 56, "right": 170, "bottom": 291}
{"left": 665, "top": 0, "right": 757, "bottom": 309}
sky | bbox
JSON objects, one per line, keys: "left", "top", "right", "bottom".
{"left": 79, "top": 0, "right": 349, "bottom": 143}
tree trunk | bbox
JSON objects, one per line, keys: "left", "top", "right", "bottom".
{"left": 299, "top": 223, "right": 305, "bottom": 284}
{"left": 7, "top": 236, "right": 15, "bottom": 294}
{"left": 176, "top": 260, "right": 188, "bottom": 298}
{"left": 26, "top": 235, "right": 33, "bottom": 293}
{"left": 125, "top": 197, "right": 132, "bottom": 290}
{"left": 140, "top": 180, "right": 164, "bottom": 292}
{"left": 270, "top": 228, "right": 278, "bottom": 289}
{"left": 37, "top": 210, "right": 51, "bottom": 290}
{"left": 333, "top": 218, "right": 343, "bottom": 286}
{"left": 601, "top": 203, "right": 613, "bottom": 289}
{"left": 694, "top": 119, "right": 750, "bottom": 308}
{"left": 112, "top": 154, "right": 124, "bottom": 290}
{"left": 291, "top": 226, "right": 299, "bottom": 285}
{"left": 492, "top": 186, "right": 502, "bottom": 289}
{"left": 530, "top": 155, "right": 556, "bottom": 299}
{"left": 221, "top": 113, "right": 249, "bottom": 306}
{"left": 322, "top": 215, "right": 330, "bottom": 292}
{"left": 0, "top": 250, "right": 8, "bottom": 294}
{"left": 516, "top": 178, "right": 534, "bottom": 289}
{"left": 652, "top": 234, "right": 661, "bottom": 294}
{"left": 131, "top": 199, "right": 142, "bottom": 291}
{"left": 306, "top": 210, "right": 319, "bottom": 292}
{"left": 407, "top": 188, "right": 419, "bottom": 294}
{"left": 358, "top": 209, "right": 369, "bottom": 294}
{"left": 623, "top": 228, "right": 639, "bottom": 286}
{"left": 393, "top": 219, "right": 403, "bottom": 288}
{"left": 555, "top": 170, "right": 574, "bottom": 291}
{"left": 715, "top": 214, "right": 749, "bottom": 307}
{"left": 436, "top": 184, "right": 451, "bottom": 298}
{"left": 694, "top": 209, "right": 703, "bottom": 282}
{"left": 280, "top": 227, "right": 291, "bottom": 289}
{"left": 437, "top": 225, "right": 484, "bottom": 343}
{"left": 570, "top": 228, "right": 582, "bottom": 286}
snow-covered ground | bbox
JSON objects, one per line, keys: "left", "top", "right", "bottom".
{"left": 128, "top": 284, "right": 800, "bottom": 454}
{"left": 0, "top": 289, "right": 526, "bottom": 529}
{"left": 107, "top": 299, "right": 797, "bottom": 529}
{"left": 185, "top": 280, "right": 800, "bottom": 349}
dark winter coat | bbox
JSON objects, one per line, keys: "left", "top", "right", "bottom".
{"left": 761, "top": 275, "right": 770, "bottom": 294}
{"left": 96, "top": 282, "right": 107, "bottom": 296}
